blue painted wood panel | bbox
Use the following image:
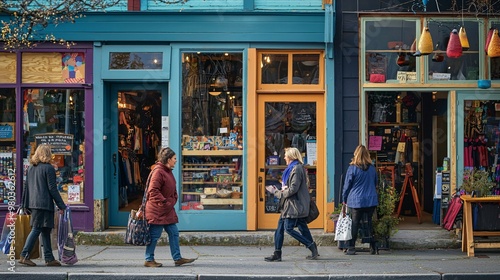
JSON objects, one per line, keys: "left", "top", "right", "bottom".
{"left": 254, "top": 0, "right": 321, "bottom": 10}
{"left": 46, "top": 13, "right": 324, "bottom": 43}
{"left": 145, "top": 0, "right": 322, "bottom": 11}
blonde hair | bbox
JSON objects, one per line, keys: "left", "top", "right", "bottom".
{"left": 285, "top": 147, "right": 303, "bottom": 164}
{"left": 31, "top": 144, "right": 53, "bottom": 165}
{"left": 349, "top": 145, "right": 372, "bottom": 170}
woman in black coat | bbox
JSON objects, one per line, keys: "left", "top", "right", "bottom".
{"left": 19, "top": 144, "right": 66, "bottom": 267}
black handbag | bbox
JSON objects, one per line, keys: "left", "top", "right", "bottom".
{"left": 305, "top": 199, "right": 320, "bottom": 224}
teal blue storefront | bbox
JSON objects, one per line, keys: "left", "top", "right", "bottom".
{"left": 0, "top": 0, "right": 337, "bottom": 232}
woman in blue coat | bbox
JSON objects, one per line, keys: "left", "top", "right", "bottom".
{"left": 342, "top": 145, "right": 378, "bottom": 255}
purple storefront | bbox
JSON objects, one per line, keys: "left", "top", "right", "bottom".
{"left": 0, "top": 43, "right": 94, "bottom": 231}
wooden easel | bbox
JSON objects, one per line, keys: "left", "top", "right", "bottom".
{"left": 396, "top": 163, "right": 422, "bottom": 223}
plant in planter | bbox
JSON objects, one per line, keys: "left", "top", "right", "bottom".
{"left": 460, "top": 169, "right": 495, "bottom": 197}
{"left": 373, "top": 177, "right": 401, "bottom": 250}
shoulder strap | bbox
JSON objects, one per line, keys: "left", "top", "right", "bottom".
{"left": 141, "top": 167, "right": 158, "bottom": 211}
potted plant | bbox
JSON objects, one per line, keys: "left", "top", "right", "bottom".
{"left": 373, "top": 175, "right": 401, "bottom": 250}
{"left": 460, "top": 169, "right": 495, "bottom": 197}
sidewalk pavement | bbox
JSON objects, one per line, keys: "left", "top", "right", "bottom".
{"left": 1, "top": 244, "right": 500, "bottom": 279}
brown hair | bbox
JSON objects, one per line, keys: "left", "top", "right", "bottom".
{"left": 349, "top": 145, "right": 372, "bottom": 170}
{"left": 31, "top": 144, "right": 53, "bottom": 165}
{"left": 157, "top": 147, "right": 176, "bottom": 164}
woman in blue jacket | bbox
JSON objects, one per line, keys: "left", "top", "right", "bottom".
{"left": 342, "top": 145, "right": 378, "bottom": 255}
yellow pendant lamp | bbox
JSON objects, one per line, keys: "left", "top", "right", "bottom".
{"left": 485, "top": 27, "right": 495, "bottom": 54}
{"left": 459, "top": 27, "right": 469, "bottom": 51}
{"left": 416, "top": 27, "right": 433, "bottom": 56}
{"left": 488, "top": 29, "right": 500, "bottom": 58}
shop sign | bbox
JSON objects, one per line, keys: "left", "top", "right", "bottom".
{"left": 34, "top": 133, "right": 74, "bottom": 155}
{"left": 0, "top": 123, "right": 14, "bottom": 141}
{"left": 432, "top": 73, "right": 451, "bottom": 80}
{"left": 397, "top": 71, "right": 417, "bottom": 83}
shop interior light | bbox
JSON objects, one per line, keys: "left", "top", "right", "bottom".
{"left": 485, "top": 27, "right": 495, "bottom": 54}
{"left": 487, "top": 29, "right": 500, "bottom": 58}
{"left": 459, "top": 27, "right": 470, "bottom": 51}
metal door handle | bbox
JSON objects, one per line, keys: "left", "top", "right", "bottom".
{"left": 112, "top": 153, "right": 117, "bottom": 176}
{"left": 259, "top": 176, "right": 263, "bottom": 201}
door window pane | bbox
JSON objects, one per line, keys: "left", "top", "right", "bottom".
{"left": 264, "top": 102, "right": 317, "bottom": 213}
{"left": 22, "top": 89, "right": 85, "bottom": 204}
{"left": 261, "top": 53, "right": 288, "bottom": 84}
{"left": 180, "top": 52, "right": 244, "bottom": 211}
{"left": 292, "top": 54, "right": 320, "bottom": 84}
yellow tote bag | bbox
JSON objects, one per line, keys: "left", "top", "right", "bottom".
{"left": 11, "top": 212, "right": 40, "bottom": 259}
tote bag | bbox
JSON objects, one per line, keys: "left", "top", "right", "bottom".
{"left": 58, "top": 206, "right": 78, "bottom": 265}
{"left": 124, "top": 168, "right": 157, "bottom": 246}
{"left": 334, "top": 208, "right": 352, "bottom": 241}
{"left": 11, "top": 209, "right": 40, "bottom": 259}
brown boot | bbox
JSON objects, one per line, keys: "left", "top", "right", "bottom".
{"left": 174, "top": 257, "right": 196, "bottom": 266}
{"left": 19, "top": 257, "right": 36, "bottom": 266}
{"left": 144, "top": 260, "right": 163, "bottom": 267}
{"left": 45, "top": 260, "right": 61, "bottom": 266}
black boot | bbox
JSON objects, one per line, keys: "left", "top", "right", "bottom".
{"left": 370, "top": 241, "right": 379, "bottom": 255}
{"left": 306, "top": 242, "right": 319, "bottom": 260}
{"left": 264, "top": 250, "right": 282, "bottom": 262}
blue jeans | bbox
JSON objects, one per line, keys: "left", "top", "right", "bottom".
{"left": 21, "top": 227, "right": 55, "bottom": 262}
{"left": 145, "top": 224, "right": 181, "bottom": 262}
{"left": 274, "top": 218, "right": 285, "bottom": 251}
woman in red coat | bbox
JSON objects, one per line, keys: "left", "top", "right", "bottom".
{"left": 144, "top": 147, "right": 197, "bottom": 267}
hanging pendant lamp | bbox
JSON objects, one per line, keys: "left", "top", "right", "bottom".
{"left": 415, "top": 27, "right": 433, "bottom": 56}
{"left": 447, "top": 29, "right": 463, "bottom": 58}
{"left": 487, "top": 29, "right": 500, "bottom": 57}
{"left": 485, "top": 27, "right": 495, "bottom": 54}
{"left": 459, "top": 27, "right": 470, "bottom": 51}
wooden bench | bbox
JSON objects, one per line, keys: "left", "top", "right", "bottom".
{"left": 461, "top": 195, "right": 500, "bottom": 257}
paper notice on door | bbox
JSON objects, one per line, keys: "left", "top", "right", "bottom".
{"left": 67, "top": 185, "right": 80, "bottom": 202}
{"left": 306, "top": 139, "right": 317, "bottom": 166}
{"left": 161, "top": 116, "right": 169, "bottom": 148}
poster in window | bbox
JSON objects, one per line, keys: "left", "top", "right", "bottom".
{"left": 67, "top": 185, "right": 80, "bottom": 203}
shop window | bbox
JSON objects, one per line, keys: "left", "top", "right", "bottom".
{"left": 427, "top": 20, "right": 480, "bottom": 81}
{"left": 180, "top": 52, "right": 244, "bottom": 211}
{"left": 0, "top": 88, "right": 16, "bottom": 205}
{"left": 22, "top": 52, "right": 86, "bottom": 83}
{"left": 109, "top": 52, "right": 163, "bottom": 70}
{"left": 363, "top": 19, "right": 418, "bottom": 83}
{"left": 22, "top": 89, "right": 86, "bottom": 204}
{"left": 0, "top": 53, "right": 17, "bottom": 83}
{"left": 259, "top": 52, "right": 322, "bottom": 88}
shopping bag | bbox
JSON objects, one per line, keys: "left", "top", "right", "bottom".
{"left": 11, "top": 209, "right": 40, "bottom": 259}
{"left": 305, "top": 199, "right": 320, "bottom": 224}
{"left": 334, "top": 206, "right": 352, "bottom": 241}
{"left": 0, "top": 212, "right": 15, "bottom": 254}
{"left": 124, "top": 209, "right": 151, "bottom": 246}
{"left": 58, "top": 206, "right": 78, "bottom": 265}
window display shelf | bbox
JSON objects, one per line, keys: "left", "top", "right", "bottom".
{"left": 182, "top": 182, "right": 243, "bottom": 185}
{"left": 368, "top": 122, "right": 419, "bottom": 127}
{"left": 182, "top": 150, "right": 243, "bottom": 156}
{"left": 200, "top": 198, "right": 243, "bottom": 205}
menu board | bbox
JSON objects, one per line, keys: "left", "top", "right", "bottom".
{"left": 34, "top": 133, "right": 73, "bottom": 155}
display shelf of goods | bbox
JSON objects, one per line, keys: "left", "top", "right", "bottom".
{"left": 181, "top": 154, "right": 242, "bottom": 209}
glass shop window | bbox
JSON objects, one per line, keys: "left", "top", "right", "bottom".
{"left": 463, "top": 99, "right": 500, "bottom": 196}
{"left": 180, "top": 52, "right": 244, "bottom": 211}
{"left": 109, "top": 52, "right": 163, "bottom": 70}
{"left": 260, "top": 52, "right": 321, "bottom": 86}
{"left": 0, "top": 88, "right": 16, "bottom": 204}
{"left": 22, "top": 89, "right": 86, "bottom": 204}
{"left": 363, "top": 18, "right": 418, "bottom": 83}
{"left": 427, "top": 20, "right": 480, "bottom": 81}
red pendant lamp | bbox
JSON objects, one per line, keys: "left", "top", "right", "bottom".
{"left": 485, "top": 27, "right": 495, "bottom": 54}
{"left": 459, "top": 27, "right": 470, "bottom": 51}
{"left": 487, "top": 29, "right": 500, "bottom": 58}
{"left": 446, "top": 29, "right": 462, "bottom": 58}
